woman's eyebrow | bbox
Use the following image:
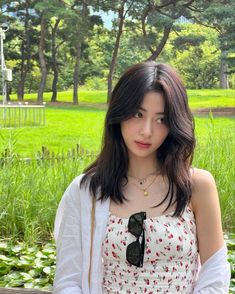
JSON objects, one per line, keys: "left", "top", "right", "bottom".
{"left": 139, "top": 106, "right": 165, "bottom": 115}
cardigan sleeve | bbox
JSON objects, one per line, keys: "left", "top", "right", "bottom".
{"left": 193, "top": 244, "right": 231, "bottom": 293}
{"left": 53, "top": 178, "right": 83, "bottom": 294}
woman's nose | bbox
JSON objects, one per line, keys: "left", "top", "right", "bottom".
{"left": 140, "top": 119, "right": 153, "bottom": 138}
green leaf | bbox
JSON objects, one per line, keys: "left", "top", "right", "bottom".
{"left": 36, "top": 251, "right": 48, "bottom": 259}
{"left": 10, "top": 244, "right": 24, "bottom": 253}
{"left": 43, "top": 266, "right": 51, "bottom": 275}
{"left": 24, "top": 282, "right": 35, "bottom": 288}
{"left": 7, "top": 271, "right": 21, "bottom": 279}
{"left": 20, "top": 272, "right": 33, "bottom": 281}
{"left": 0, "top": 264, "right": 10, "bottom": 275}
{"left": 0, "top": 242, "right": 8, "bottom": 251}
{"left": 0, "top": 255, "right": 12, "bottom": 262}
{"left": 34, "top": 277, "right": 49, "bottom": 285}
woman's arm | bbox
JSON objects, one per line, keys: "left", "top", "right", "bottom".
{"left": 191, "top": 168, "right": 230, "bottom": 293}
{"left": 191, "top": 169, "right": 224, "bottom": 263}
{"left": 53, "top": 180, "right": 83, "bottom": 294}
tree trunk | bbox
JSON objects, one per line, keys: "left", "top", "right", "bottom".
{"left": 146, "top": 25, "right": 172, "bottom": 61}
{"left": 37, "top": 14, "right": 47, "bottom": 104}
{"left": 219, "top": 49, "right": 229, "bottom": 89}
{"left": 28, "top": 79, "right": 33, "bottom": 93}
{"left": 17, "top": 59, "right": 26, "bottom": 101}
{"left": 17, "top": 56, "right": 30, "bottom": 100}
{"left": 51, "top": 67, "right": 59, "bottom": 102}
{"left": 107, "top": 3, "right": 125, "bottom": 102}
{"left": 51, "top": 18, "right": 60, "bottom": 102}
{"left": 72, "top": 0, "right": 88, "bottom": 105}
{"left": 73, "top": 43, "right": 81, "bottom": 105}
{"left": 6, "top": 83, "right": 11, "bottom": 101}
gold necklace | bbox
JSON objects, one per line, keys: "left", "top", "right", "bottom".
{"left": 128, "top": 171, "right": 157, "bottom": 185}
{"left": 129, "top": 175, "right": 157, "bottom": 197}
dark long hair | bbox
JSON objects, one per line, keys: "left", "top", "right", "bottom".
{"left": 81, "top": 61, "right": 196, "bottom": 216}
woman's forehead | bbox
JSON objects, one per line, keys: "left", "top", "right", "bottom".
{"left": 139, "top": 91, "right": 165, "bottom": 112}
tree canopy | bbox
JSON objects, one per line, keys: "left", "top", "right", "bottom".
{"left": 0, "top": 0, "right": 234, "bottom": 103}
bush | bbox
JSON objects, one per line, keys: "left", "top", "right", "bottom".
{"left": 84, "top": 77, "right": 107, "bottom": 91}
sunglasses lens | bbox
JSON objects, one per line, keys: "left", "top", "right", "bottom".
{"left": 128, "top": 212, "right": 145, "bottom": 237}
{"left": 126, "top": 240, "right": 142, "bottom": 267}
{"left": 126, "top": 211, "right": 146, "bottom": 267}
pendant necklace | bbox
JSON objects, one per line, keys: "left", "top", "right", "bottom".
{"left": 128, "top": 171, "right": 157, "bottom": 185}
{"left": 129, "top": 174, "right": 157, "bottom": 197}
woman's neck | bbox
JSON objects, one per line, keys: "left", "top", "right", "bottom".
{"left": 127, "top": 157, "right": 161, "bottom": 179}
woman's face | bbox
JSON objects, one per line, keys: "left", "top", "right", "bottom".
{"left": 121, "top": 91, "right": 169, "bottom": 162}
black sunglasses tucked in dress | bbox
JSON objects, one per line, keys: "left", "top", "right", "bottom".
{"left": 126, "top": 211, "right": 146, "bottom": 267}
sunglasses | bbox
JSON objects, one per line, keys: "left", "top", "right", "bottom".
{"left": 126, "top": 211, "right": 146, "bottom": 267}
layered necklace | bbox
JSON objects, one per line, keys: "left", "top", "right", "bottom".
{"left": 128, "top": 172, "right": 159, "bottom": 197}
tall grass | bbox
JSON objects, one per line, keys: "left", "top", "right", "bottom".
{"left": 193, "top": 114, "right": 235, "bottom": 232}
{"left": 0, "top": 151, "right": 96, "bottom": 244}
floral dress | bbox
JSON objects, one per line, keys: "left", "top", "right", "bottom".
{"left": 102, "top": 207, "right": 199, "bottom": 294}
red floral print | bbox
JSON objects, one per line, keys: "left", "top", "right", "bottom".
{"left": 102, "top": 206, "right": 198, "bottom": 294}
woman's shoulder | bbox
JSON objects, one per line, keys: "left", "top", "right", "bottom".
{"left": 191, "top": 167, "right": 216, "bottom": 187}
{"left": 66, "top": 173, "right": 85, "bottom": 190}
{"left": 190, "top": 168, "right": 218, "bottom": 211}
{"left": 62, "top": 173, "right": 90, "bottom": 203}
{"left": 70, "top": 173, "right": 86, "bottom": 186}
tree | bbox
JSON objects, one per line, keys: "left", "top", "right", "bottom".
{"left": 50, "top": 17, "right": 61, "bottom": 102}
{"left": 192, "top": 0, "right": 235, "bottom": 88}
{"left": 37, "top": 12, "right": 47, "bottom": 104}
{"left": 72, "top": 1, "right": 89, "bottom": 105}
{"left": 140, "top": 3, "right": 173, "bottom": 61}
{"left": 106, "top": 0, "right": 135, "bottom": 101}
{"left": 106, "top": 0, "right": 205, "bottom": 100}
{"left": 169, "top": 24, "right": 220, "bottom": 88}
{"left": 35, "top": 0, "right": 67, "bottom": 104}
{"left": 137, "top": 0, "right": 209, "bottom": 62}
{"left": 48, "top": 4, "right": 72, "bottom": 102}
{"left": 64, "top": 0, "right": 103, "bottom": 104}
{"left": 81, "top": 24, "right": 113, "bottom": 84}
{"left": 16, "top": 0, "right": 39, "bottom": 101}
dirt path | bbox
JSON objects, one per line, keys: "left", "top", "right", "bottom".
{"left": 192, "top": 107, "right": 235, "bottom": 116}
{"left": 16, "top": 100, "right": 235, "bottom": 116}
{"left": 58, "top": 103, "right": 235, "bottom": 116}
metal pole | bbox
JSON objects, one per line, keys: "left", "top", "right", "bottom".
{"left": 0, "top": 24, "right": 9, "bottom": 105}
{"left": 0, "top": 29, "right": 6, "bottom": 104}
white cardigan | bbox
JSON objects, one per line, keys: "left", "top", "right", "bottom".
{"left": 53, "top": 175, "right": 231, "bottom": 294}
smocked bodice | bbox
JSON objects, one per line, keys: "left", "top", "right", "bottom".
{"left": 102, "top": 207, "right": 199, "bottom": 294}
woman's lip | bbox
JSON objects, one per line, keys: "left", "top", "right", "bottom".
{"left": 135, "top": 141, "right": 152, "bottom": 148}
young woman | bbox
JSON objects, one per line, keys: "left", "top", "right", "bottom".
{"left": 53, "top": 62, "right": 230, "bottom": 294}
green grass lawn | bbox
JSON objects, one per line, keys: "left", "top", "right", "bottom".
{"left": 0, "top": 106, "right": 105, "bottom": 157}
{"left": 0, "top": 104, "right": 234, "bottom": 157}
{"left": 4, "top": 88, "right": 235, "bottom": 108}
{"left": 188, "top": 89, "right": 235, "bottom": 108}
{"left": 8, "top": 89, "right": 107, "bottom": 105}
{"left": 0, "top": 103, "right": 234, "bottom": 156}
{"left": 1, "top": 88, "right": 234, "bottom": 157}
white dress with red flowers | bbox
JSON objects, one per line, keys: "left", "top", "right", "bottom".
{"left": 102, "top": 207, "right": 199, "bottom": 294}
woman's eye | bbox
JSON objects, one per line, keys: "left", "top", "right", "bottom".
{"left": 134, "top": 112, "right": 143, "bottom": 118}
{"left": 156, "top": 117, "right": 165, "bottom": 124}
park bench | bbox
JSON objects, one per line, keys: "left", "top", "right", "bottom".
{"left": 0, "top": 289, "right": 51, "bottom": 294}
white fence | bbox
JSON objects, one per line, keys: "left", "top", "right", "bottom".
{"left": 0, "top": 104, "right": 46, "bottom": 128}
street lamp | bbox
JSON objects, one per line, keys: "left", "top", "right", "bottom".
{"left": 0, "top": 23, "right": 12, "bottom": 105}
